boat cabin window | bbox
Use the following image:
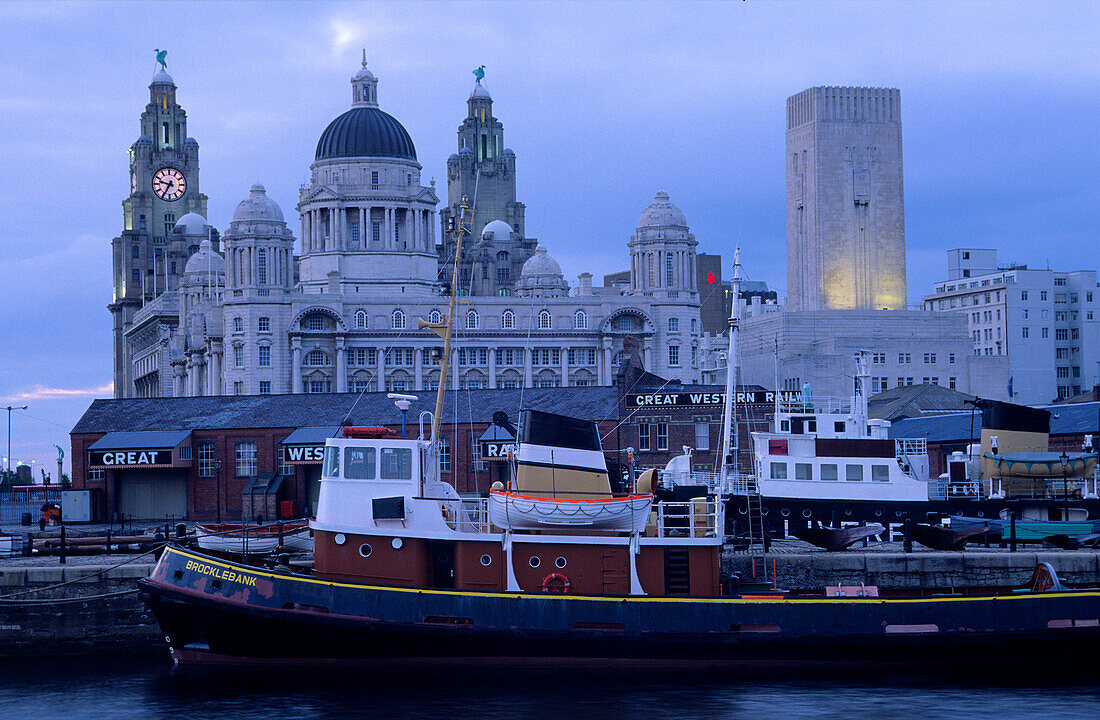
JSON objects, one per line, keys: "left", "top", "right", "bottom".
{"left": 834, "top": 421, "right": 846, "bottom": 433}
{"left": 521, "top": 409, "right": 600, "bottom": 452}
{"left": 790, "top": 416, "right": 815, "bottom": 435}
{"left": 821, "top": 463, "right": 838, "bottom": 481}
{"left": 780, "top": 420, "right": 790, "bottom": 432}
{"left": 795, "top": 463, "right": 813, "bottom": 480}
{"left": 323, "top": 446, "right": 341, "bottom": 478}
{"left": 846, "top": 464, "right": 864, "bottom": 482}
{"left": 807, "top": 420, "right": 817, "bottom": 433}
{"left": 770, "top": 462, "right": 787, "bottom": 479}
{"left": 345, "top": 447, "right": 377, "bottom": 480}
{"left": 380, "top": 447, "right": 412, "bottom": 480}
{"left": 871, "top": 464, "right": 890, "bottom": 483}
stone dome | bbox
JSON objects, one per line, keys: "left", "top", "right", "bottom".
{"left": 182, "top": 237, "right": 225, "bottom": 278}
{"left": 231, "top": 184, "right": 284, "bottom": 222}
{"left": 521, "top": 245, "right": 563, "bottom": 278}
{"left": 315, "top": 107, "right": 417, "bottom": 161}
{"left": 637, "top": 190, "right": 688, "bottom": 229}
{"left": 448, "top": 153, "right": 460, "bottom": 163}
{"left": 172, "top": 212, "right": 207, "bottom": 236}
{"left": 480, "top": 220, "right": 513, "bottom": 244}
{"left": 183, "top": 137, "right": 198, "bottom": 147}
{"left": 353, "top": 64, "right": 377, "bottom": 83}
{"left": 134, "top": 135, "right": 152, "bottom": 147}
{"left": 459, "top": 146, "right": 474, "bottom": 157}
{"left": 151, "top": 68, "right": 174, "bottom": 85}
{"left": 502, "top": 148, "right": 515, "bottom": 158}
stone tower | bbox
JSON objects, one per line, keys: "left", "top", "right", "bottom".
{"left": 439, "top": 73, "right": 536, "bottom": 296}
{"left": 110, "top": 63, "right": 210, "bottom": 398}
{"left": 628, "top": 191, "right": 698, "bottom": 298}
{"left": 786, "top": 86, "right": 906, "bottom": 311}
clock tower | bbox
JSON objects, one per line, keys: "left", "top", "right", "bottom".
{"left": 109, "top": 61, "right": 210, "bottom": 398}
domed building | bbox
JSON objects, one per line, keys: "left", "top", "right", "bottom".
{"left": 119, "top": 59, "right": 708, "bottom": 403}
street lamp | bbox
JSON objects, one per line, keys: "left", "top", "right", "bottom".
{"left": 1060, "top": 450, "right": 1070, "bottom": 521}
{"left": 213, "top": 459, "right": 223, "bottom": 524}
{"left": 5, "top": 405, "right": 28, "bottom": 473}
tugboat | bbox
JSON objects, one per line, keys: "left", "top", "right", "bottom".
{"left": 139, "top": 218, "right": 1100, "bottom": 668}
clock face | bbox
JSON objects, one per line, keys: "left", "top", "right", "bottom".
{"left": 152, "top": 167, "right": 186, "bottom": 201}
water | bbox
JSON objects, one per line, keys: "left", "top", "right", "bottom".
{"left": 2, "top": 654, "right": 1099, "bottom": 719}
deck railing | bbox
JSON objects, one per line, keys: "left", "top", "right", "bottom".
{"left": 654, "top": 500, "right": 721, "bottom": 538}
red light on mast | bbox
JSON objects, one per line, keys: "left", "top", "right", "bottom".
{"left": 706, "top": 271, "right": 716, "bottom": 285}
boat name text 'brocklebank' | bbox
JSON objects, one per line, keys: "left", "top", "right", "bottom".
{"left": 185, "top": 560, "right": 257, "bottom": 587}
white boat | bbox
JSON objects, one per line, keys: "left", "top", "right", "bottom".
{"left": 488, "top": 489, "right": 652, "bottom": 531}
{"left": 195, "top": 523, "right": 313, "bottom": 554}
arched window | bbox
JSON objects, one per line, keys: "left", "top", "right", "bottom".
{"left": 501, "top": 310, "right": 515, "bottom": 329}
{"left": 306, "top": 314, "right": 326, "bottom": 331}
{"left": 538, "top": 310, "right": 552, "bottom": 329}
{"left": 614, "top": 315, "right": 633, "bottom": 331}
{"left": 496, "top": 251, "right": 509, "bottom": 262}
{"left": 428, "top": 310, "right": 442, "bottom": 324}
{"left": 355, "top": 310, "right": 367, "bottom": 329}
{"left": 305, "top": 349, "right": 329, "bottom": 367}
{"left": 466, "top": 310, "right": 479, "bottom": 329}
{"left": 392, "top": 310, "right": 406, "bottom": 329}
{"left": 573, "top": 310, "right": 588, "bottom": 329}
{"left": 233, "top": 317, "right": 243, "bottom": 333}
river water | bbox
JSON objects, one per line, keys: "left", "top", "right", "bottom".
{"left": 2, "top": 654, "right": 1099, "bottom": 719}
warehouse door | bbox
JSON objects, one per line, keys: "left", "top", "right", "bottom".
{"left": 116, "top": 470, "right": 187, "bottom": 520}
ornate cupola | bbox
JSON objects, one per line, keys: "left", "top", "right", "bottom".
{"left": 351, "top": 50, "right": 379, "bottom": 108}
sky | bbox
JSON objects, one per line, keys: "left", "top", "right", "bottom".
{"left": 0, "top": 0, "right": 1096, "bottom": 476}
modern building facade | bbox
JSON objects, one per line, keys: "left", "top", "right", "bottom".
{"left": 786, "top": 86, "right": 906, "bottom": 311}
{"left": 923, "top": 249, "right": 1100, "bottom": 404}
{"left": 115, "top": 62, "right": 711, "bottom": 399}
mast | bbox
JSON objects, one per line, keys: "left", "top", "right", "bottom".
{"left": 719, "top": 248, "right": 743, "bottom": 476}
{"left": 422, "top": 197, "right": 472, "bottom": 447}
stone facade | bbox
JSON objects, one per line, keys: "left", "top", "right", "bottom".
{"left": 116, "top": 62, "right": 709, "bottom": 398}
{"left": 786, "top": 87, "right": 906, "bottom": 311}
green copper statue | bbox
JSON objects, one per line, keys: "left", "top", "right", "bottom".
{"left": 473, "top": 65, "right": 485, "bottom": 84}
{"left": 155, "top": 49, "right": 168, "bottom": 71}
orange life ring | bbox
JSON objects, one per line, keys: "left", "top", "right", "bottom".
{"left": 541, "top": 572, "right": 571, "bottom": 593}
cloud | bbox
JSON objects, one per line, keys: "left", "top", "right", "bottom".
{"left": 2, "top": 383, "right": 114, "bottom": 404}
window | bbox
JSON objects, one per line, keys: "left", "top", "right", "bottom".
{"left": 948, "top": 353, "right": 956, "bottom": 364}
{"left": 668, "top": 345, "right": 680, "bottom": 365}
{"left": 380, "top": 448, "right": 412, "bottom": 480}
{"left": 872, "top": 353, "right": 886, "bottom": 364}
{"left": 538, "top": 310, "right": 551, "bottom": 329}
{"left": 392, "top": 310, "right": 406, "bottom": 329}
{"left": 259, "top": 381, "right": 271, "bottom": 395}
{"left": 1042, "top": 327, "right": 1049, "bottom": 338}
{"left": 305, "top": 349, "right": 329, "bottom": 366}
{"left": 308, "top": 379, "right": 332, "bottom": 393}
{"left": 257, "top": 248, "right": 267, "bottom": 285}
{"left": 178, "top": 446, "right": 192, "bottom": 461}
{"left": 691, "top": 318, "right": 697, "bottom": 334}
{"left": 1055, "top": 277, "right": 1066, "bottom": 286}
{"left": 574, "top": 310, "right": 587, "bottom": 329}
{"left": 439, "top": 436, "right": 451, "bottom": 473}
{"left": 1056, "top": 328, "right": 1068, "bottom": 340}
{"left": 871, "top": 465, "right": 890, "bottom": 482}
{"left": 502, "top": 310, "right": 515, "bottom": 329}
{"left": 258, "top": 316, "right": 270, "bottom": 333}
{"left": 923, "top": 353, "right": 936, "bottom": 364}
{"left": 1022, "top": 327, "right": 1029, "bottom": 339}
{"left": 162, "top": 213, "right": 175, "bottom": 236}
{"left": 949, "top": 377, "right": 957, "bottom": 390}
{"left": 307, "top": 315, "right": 325, "bottom": 331}
{"left": 496, "top": 267, "right": 510, "bottom": 283}
{"left": 665, "top": 255, "right": 674, "bottom": 286}
{"left": 233, "top": 381, "right": 244, "bottom": 395}
{"left": 234, "top": 345, "right": 244, "bottom": 368}
{"left": 1041, "top": 291, "right": 1048, "bottom": 301}
{"left": 845, "top": 464, "right": 864, "bottom": 482}
{"left": 132, "top": 245, "right": 140, "bottom": 259}
{"left": 371, "top": 171, "right": 379, "bottom": 188}
{"left": 638, "top": 422, "right": 651, "bottom": 451}
{"left": 355, "top": 310, "right": 367, "bottom": 329}
{"left": 770, "top": 462, "right": 788, "bottom": 479}
{"left": 344, "top": 447, "right": 376, "bottom": 480}
{"left": 466, "top": 310, "right": 479, "bottom": 329}
{"left": 694, "top": 423, "right": 709, "bottom": 451}
{"left": 898, "top": 353, "right": 911, "bottom": 364}
{"left": 656, "top": 422, "right": 668, "bottom": 451}
{"left": 820, "top": 464, "right": 838, "bottom": 482}
{"left": 668, "top": 317, "right": 679, "bottom": 332}
{"left": 258, "top": 345, "right": 270, "bottom": 367}
{"left": 795, "top": 463, "right": 812, "bottom": 481}
{"left": 235, "top": 440, "right": 257, "bottom": 477}
{"left": 132, "top": 268, "right": 141, "bottom": 284}
{"left": 198, "top": 442, "right": 216, "bottom": 478}
{"left": 429, "top": 310, "right": 443, "bottom": 324}
{"left": 372, "top": 222, "right": 381, "bottom": 244}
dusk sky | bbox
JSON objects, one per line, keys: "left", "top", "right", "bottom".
{"left": 0, "top": 1, "right": 1095, "bottom": 476}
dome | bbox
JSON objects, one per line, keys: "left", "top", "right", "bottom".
{"left": 353, "top": 65, "right": 377, "bottom": 83}
{"left": 172, "top": 212, "right": 207, "bottom": 236}
{"left": 459, "top": 146, "right": 474, "bottom": 157}
{"left": 470, "top": 83, "right": 491, "bottom": 100}
{"left": 183, "top": 237, "right": 225, "bottom": 277}
{"left": 521, "top": 245, "right": 563, "bottom": 278}
{"left": 480, "top": 219, "right": 513, "bottom": 244}
{"left": 135, "top": 135, "right": 152, "bottom": 146}
{"left": 183, "top": 137, "right": 198, "bottom": 147}
{"left": 151, "top": 68, "right": 175, "bottom": 85}
{"left": 637, "top": 190, "right": 688, "bottom": 229}
{"left": 448, "top": 153, "right": 460, "bottom": 163}
{"left": 231, "top": 183, "right": 284, "bottom": 222}
{"left": 315, "top": 107, "right": 416, "bottom": 161}
{"left": 502, "top": 148, "right": 515, "bottom": 157}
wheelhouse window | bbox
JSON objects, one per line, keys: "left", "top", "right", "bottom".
{"left": 323, "top": 446, "right": 341, "bottom": 478}
{"left": 846, "top": 464, "right": 864, "bottom": 482}
{"left": 871, "top": 464, "right": 890, "bottom": 482}
{"left": 795, "top": 463, "right": 813, "bottom": 481}
{"left": 344, "top": 447, "right": 376, "bottom": 480}
{"left": 770, "top": 462, "right": 788, "bottom": 479}
{"left": 820, "top": 463, "right": 838, "bottom": 481}
{"left": 380, "top": 447, "right": 412, "bottom": 480}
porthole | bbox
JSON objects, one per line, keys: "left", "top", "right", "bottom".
{"left": 761, "top": 507, "right": 769, "bottom": 516}
{"left": 529, "top": 556, "right": 541, "bottom": 568}
{"left": 480, "top": 554, "right": 492, "bottom": 566}
{"left": 359, "top": 544, "right": 372, "bottom": 558}
{"left": 977, "top": 511, "right": 985, "bottom": 518}
{"left": 392, "top": 538, "right": 404, "bottom": 550}
{"left": 781, "top": 508, "right": 790, "bottom": 517}
{"left": 738, "top": 507, "right": 748, "bottom": 515}
{"left": 895, "top": 511, "right": 903, "bottom": 517}
{"left": 844, "top": 508, "right": 852, "bottom": 516}
{"left": 334, "top": 533, "right": 347, "bottom": 546}
{"left": 555, "top": 556, "right": 567, "bottom": 569}
{"left": 802, "top": 509, "right": 812, "bottom": 518}
{"left": 874, "top": 509, "right": 883, "bottom": 517}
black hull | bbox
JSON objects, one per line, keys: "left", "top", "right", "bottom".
{"left": 141, "top": 546, "right": 1100, "bottom": 668}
